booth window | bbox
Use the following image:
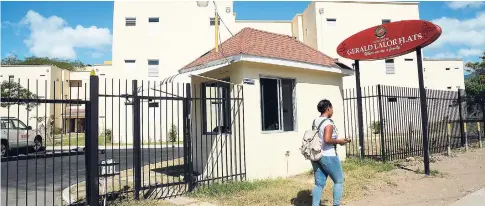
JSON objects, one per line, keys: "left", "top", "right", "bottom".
{"left": 202, "top": 79, "right": 231, "bottom": 134}
{"left": 382, "top": 19, "right": 391, "bottom": 24}
{"left": 260, "top": 77, "right": 296, "bottom": 132}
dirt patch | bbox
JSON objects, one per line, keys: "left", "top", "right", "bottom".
{"left": 346, "top": 147, "right": 485, "bottom": 206}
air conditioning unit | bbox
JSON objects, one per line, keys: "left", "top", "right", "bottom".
{"left": 197, "top": 1, "right": 209, "bottom": 7}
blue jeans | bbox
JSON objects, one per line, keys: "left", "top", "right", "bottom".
{"left": 311, "top": 156, "right": 344, "bottom": 206}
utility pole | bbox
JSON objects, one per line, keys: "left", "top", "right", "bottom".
{"left": 197, "top": 1, "right": 219, "bottom": 52}
{"left": 215, "top": 10, "right": 219, "bottom": 52}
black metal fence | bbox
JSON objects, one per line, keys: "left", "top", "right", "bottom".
{"left": 1, "top": 76, "right": 246, "bottom": 205}
{"left": 343, "top": 85, "right": 483, "bottom": 161}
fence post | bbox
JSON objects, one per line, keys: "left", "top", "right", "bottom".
{"left": 447, "top": 123, "right": 452, "bottom": 156}
{"left": 86, "top": 74, "right": 100, "bottom": 206}
{"left": 183, "top": 83, "right": 194, "bottom": 191}
{"left": 377, "top": 85, "right": 386, "bottom": 161}
{"left": 458, "top": 89, "right": 466, "bottom": 147}
{"left": 478, "top": 121, "right": 483, "bottom": 148}
{"left": 464, "top": 122, "right": 468, "bottom": 151}
{"left": 132, "top": 80, "right": 141, "bottom": 200}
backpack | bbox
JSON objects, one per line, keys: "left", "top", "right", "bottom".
{"left": 300, "top": 118, "right": 329, "bottom": 161}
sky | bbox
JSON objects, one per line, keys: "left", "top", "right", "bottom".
{"left": 1, "top": 1, "right": 484, "bottom": 67}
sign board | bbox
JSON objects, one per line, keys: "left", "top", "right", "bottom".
{"left": 100, "top": 159, "right": 116, "bottom": 176}
{"left": 243, "top": 78, "right": 255, "bottom": 85}
{"left": 336, "top": 20, "right": 442, "bottom": 61}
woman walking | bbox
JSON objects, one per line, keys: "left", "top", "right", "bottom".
{"left": 311, "top": 99, "right": 350, "bottom": 206}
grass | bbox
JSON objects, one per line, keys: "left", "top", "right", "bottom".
{"left": 187, "top": 157, "right": 396, "bottom": 206}
{"left": 413, "top": 168, "right": 446, "bottom": 178}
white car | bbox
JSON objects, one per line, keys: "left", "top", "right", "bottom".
{"left": 1, "top": 117, "right": 43, "bottom": 157}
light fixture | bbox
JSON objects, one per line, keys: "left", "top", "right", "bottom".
{"left": 319, "top": 8, "right": 324, "bottom": 14}
{"left": 196, "top": 1, "right": 209, "bottom": 7}
{"left": 226, "top": 7, "right": 231, "bottom": 13}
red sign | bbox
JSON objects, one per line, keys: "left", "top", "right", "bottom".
{"left": 336, "top": 20, "right": 442, "bottom": 61}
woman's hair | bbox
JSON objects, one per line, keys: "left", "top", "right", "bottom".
{"left": 317, "top": 99, "right": 332, "bottom": 114}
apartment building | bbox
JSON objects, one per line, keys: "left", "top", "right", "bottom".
{"left": 111, "top": 1, "right": 464, "bottom": 90}
{"left": 0, "top": 65, "right": 70, "bottom": 129}
{"left": 423, "top": 58, "right": 466, "bottom": 91}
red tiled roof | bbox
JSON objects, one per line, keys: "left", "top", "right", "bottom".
{"left": 179, "top": 27, "right": 345, "bottom": 73}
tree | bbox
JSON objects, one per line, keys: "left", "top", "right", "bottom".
{"left": 1, "top": 55, "right": 87, "bottom": 71}
{"left": 0, "top": 80, "right": 40, "bottom": 111}
{"left": 465, "top": 51, "right": 485, "bottom": 102}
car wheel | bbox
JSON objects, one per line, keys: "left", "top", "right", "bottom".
{"left": 33, "top": 136, "right": 43, "bottom": 152}
{"left": 1, "top": 142, "right": 7, "bottom": 157}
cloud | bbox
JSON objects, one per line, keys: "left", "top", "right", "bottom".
{"left": 446, "top": 1, "right": 484, "bottom": 10}
{"left": 429, "top": 52, "right": 459, "bottom": 59}
{"left": 19, "top": 10, "right": 112, "bottom": 59}
{"left": 426, "top": 12, "right": 485, "bottom": 61}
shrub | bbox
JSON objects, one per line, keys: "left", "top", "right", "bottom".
{"left": 370, "top": 121, "right": 380, "bottom": 134}
{"left": 168, "top": 125, "right": 177, "bottom": 142}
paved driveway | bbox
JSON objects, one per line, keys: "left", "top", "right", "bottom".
{"left": 1, "top": 147, "right": 183, "bottom": 206}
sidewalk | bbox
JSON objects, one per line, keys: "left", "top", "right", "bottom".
{"left": 451, "top": 188, "right": 485, "bottom": 206}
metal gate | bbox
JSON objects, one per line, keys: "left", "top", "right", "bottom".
{"left": 1, "top": 78, "right": 89, "bottom": 206}
{"left": 2, "top": 75, "right": 246, "bottom": 206}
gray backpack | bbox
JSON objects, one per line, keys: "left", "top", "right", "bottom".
{"left": 300, "top": 119, "right": 329, "bottom": 161}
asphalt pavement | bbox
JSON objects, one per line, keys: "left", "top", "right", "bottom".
{"left": 1, "top": 147, "right": 183, "bottom": 206}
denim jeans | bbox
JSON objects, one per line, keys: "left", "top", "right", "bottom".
{"left": 311, "top": 156, "right": 344, "bottom": 206}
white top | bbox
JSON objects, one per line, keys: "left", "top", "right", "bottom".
{"left": 313, "top": 116, "right": 339, "bottom": 156}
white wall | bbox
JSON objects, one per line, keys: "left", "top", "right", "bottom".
{"left": 423, "top": 59, "right": 465, "bottom": 91}
{"left": 190, "top": 62, "right": 348, "bottom": 180}
{"left": 112, "top": 1, "right": 237, "bottom": 82}
{"left": 300, "top": 1, "right": 423, "bottom": 89}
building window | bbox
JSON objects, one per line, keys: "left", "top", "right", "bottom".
{"left": 385, "top": 59, "right": 395, "bottom": 74}
{"left": 260, "top": 77, "right": 296, "bottom": 132}
{"left": 382, "top": 19, "right": 391, "bottom": 24}
{"left": 148, "top": 59, "right": 159, "bottom": 77}
{"left": 446, "top": 68, "right": 450, "bottom": 70}
{"left": 455, "top": 67, "right": 459, "bottom": 70}
{"left": 69, "top": 80, "right": 82, "bottom": 87}
{"left": 209, "top": 17, "right": 220, "bottom": 26}
{"left": 456, "top": 86, "right": 461, "bottom": 89}
{"left": 327, "top": 18, "right": 337, "bottom": 26}
{"left": 148, "top": 17, "right": 159, "bottom": 23}
{"left": 405, "top": 58, "right": 413, "bottom": 61}
{"left": 125, "top": 17, "right": 136, "bottom": 26}
{"left": 388, "top": 97, "right": 397, "bottom": 102}
{"left": 124, "top": 60, "right": 136, "bottom": 70}
{"left": 8, "top": 75, "right": 14, "bottom": 82}
{"left": 202, "top": 79, "right": 231, "bottom": 134}
{"left": 447, "top": 86, "right": 452, "bottom": 89}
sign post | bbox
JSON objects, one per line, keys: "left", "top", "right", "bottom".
{"left": 336, "top": 20, "right": 441, "bottom": 175}
{"left": 354, "top": 60, "right": 365, "bottom": 158}
{"left": 415, "top": 47, "right": 430, "bottom": 175}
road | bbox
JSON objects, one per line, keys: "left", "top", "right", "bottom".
{"left": 1, "top": 147, "right": 184, "bottom": 206}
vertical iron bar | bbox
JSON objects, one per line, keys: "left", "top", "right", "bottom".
{"left": 184, "top": 83, "right": 194, "bottom": 191}
{"left": 87, "top": 75, "right": 100, "bottom": 206}
{"left": 458, "top": 89, "right": 466, "bottom": 147}
{"left": 132, "top": 80, "right": 141, "bottom": 200}
{"left": 377, "top": 85, "right": 386, "bottom": 161}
